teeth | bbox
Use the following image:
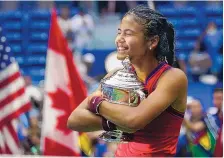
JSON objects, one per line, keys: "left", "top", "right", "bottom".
{"left": 118, "top": 47, "right": 127, "bottom": 51}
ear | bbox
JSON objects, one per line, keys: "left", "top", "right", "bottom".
{"left": 148, "top": 35, "right": 159, "bottom": 50}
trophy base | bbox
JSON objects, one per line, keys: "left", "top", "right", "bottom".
{"left": 99, "top": 130, "right": 132, "bottom": 143}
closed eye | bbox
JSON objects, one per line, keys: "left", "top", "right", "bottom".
{"left": 117, "top": 28, "right": 122, "bottom": 35}
{"left": 117, "top": 29, "right": 135, "bottom": 36}
{"left": 125, "top": 29, "right": 135, "bottom": 36}
{"left": 125, "top": 32, "right": 133, "bottom": 36}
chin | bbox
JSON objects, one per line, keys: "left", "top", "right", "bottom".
{"left": 117, "top": 53, "right": 127, "bottom": 60}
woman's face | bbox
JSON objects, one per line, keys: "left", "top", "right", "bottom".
{"left": 115, "top": 15, "right": 149, "bottom": 61}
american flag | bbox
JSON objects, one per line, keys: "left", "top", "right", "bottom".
{"left": 0, "top": 27, "right": 31, "bottom": 154}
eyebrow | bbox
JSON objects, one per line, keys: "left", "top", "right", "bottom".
{"left": 117, "top": 28, "right": 135, "bottom": 33}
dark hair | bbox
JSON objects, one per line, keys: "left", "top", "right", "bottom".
{"left": 124, "top": 5, "right": 175, "bottom": 66}
{"left": 214, "top": 88, "right": 223, "bottom": 93}
{"left": 214, "top": 82, "right": 223, "bottom": 93}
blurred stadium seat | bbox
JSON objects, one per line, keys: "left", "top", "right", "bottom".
{"left": 26, "top": 55, "right": 46, "bottom": 66}
{"left": 27, "top": 44, "right": 48, "bottom": 54}
{"left": 30, "top": 22, "right": 50, "bottom": 30}
{"left": 10, "top": 44, "right": 22, "bottom": 53}
{"left": 29, "top": 10, "right": 51, "bottom": 20}
{"left": 14, "top": 55, "right": 26, "bottom": 65}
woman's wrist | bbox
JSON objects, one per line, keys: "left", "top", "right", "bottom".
{"left": 88, "top": 96, "right": 117, "bottom": 131}
{"left": 88, "top": 96, "right": 105, "bottom": 115}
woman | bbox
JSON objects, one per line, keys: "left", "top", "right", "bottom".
{"left": 67, "top": 5, "right": 187, "bottom": 156}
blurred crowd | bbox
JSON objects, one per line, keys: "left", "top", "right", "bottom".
{"left": 3, "top": 0, "right": 221, "bottom": 156}
{"left": 176, "top": 84, "right": 223, "bottom": 157}
{"left": 181, "top": 21, "right": 223, "bottom": 84}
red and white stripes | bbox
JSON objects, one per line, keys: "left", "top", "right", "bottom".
{"left": 0, "top": 62, "right": 31, "bottom": 154}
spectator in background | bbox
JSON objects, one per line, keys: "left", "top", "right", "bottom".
{"left": 57, "top": 6, "right": 76, "bottom": 58}
{"left": 66, "top": 30, "right": 75, "bottom": 52}
{"left": 203, "top": 22, "right": 222, "bottom": 54}
{"left": 201, "top": 22, "right": 223, "bottom": 76}
{"left": 177, "top": 96, "right": 222, "bottom": 157}
{"left": 98, "top": 1, "right": 150, "bottom": 16}
{"left": 27, "top": 124, "right": 41, "bottom": 155}
{"left": 217, "top": 45, "right": 223, "bottom": 82}
{"left": 175, "top": 97, "right": 196, "bottom": 157}
{"left": 75, "top": 52, "right": 99, "bottom": 94}
{"left": 24, "top": 76, "right": 43, "bottom": 122}
{"left": 24, "top": 76, "right": 43, "bottom": 154}
{"left": 183, "top": 99, "right": 216, "bottom": 157}
{"left": 107, "top": 1, "right": 137, "bottom": 15}
{"left": 71, "top": 7, "right": 94, "bottom": 53}
{"left": 181, "top": 99, "right": 205, "bottom": 156}
{"left": 18, "top": 76, "right": 43, "bottom": 154}
{"left": 188, "top": 41, "right": 212, "bottom": 82}
{"left": 57, "top": 6, "right": 72, "bottom": 36}
{"left": 207, "top": 84, "right": 223, "bottom": 127}
{"left": 184, "top": 99, "right": 205, "bottom": 136}
{"left": 212, "top": 86, "right": 223, "bottom": 157}
{"left": 214, "top": 111, "right": 223, "bottom": 157}
{"left": 18, "top": 113, "right": 30, "bottom": 154}
{"left": 206, "top": 84, "right": 223, "bottom": 157}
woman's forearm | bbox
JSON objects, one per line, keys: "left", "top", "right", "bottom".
{"left": 67, "top": 96, "right": 103, "bottom": 132}
{"left": 67, "top": 109, "right": 103, "bottom": 132}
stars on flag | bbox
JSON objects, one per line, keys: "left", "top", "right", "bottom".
{"left": 0, "top": 27, "right": 15, "bottom": 69}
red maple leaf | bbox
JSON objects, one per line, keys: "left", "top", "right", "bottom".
{"left": 48, "top": 88, "right": 73, "bottom": 135}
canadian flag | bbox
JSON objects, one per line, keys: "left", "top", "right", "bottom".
{"left": 41, "top": 8, "right": 87, "bottom": 156}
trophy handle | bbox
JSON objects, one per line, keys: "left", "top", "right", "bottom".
{"left": 99, "top": 130, "right": 133, "bottom": 143}
{"left": 129, "top": 89, "right": 146, "bottom": 106}
{"left": 135, "top": 89, "right": 146, "bottom": 101}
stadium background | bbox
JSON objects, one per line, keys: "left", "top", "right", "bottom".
{"left": 0, "top": 1, "right": 223, "bottom": 157}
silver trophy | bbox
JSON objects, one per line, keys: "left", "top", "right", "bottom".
{"left": 99, "top": 56, "right": 146, "bottom": 142}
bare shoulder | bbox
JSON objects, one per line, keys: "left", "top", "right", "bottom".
{"left": 166, "top": 68, "right": 188, "bottom": 83}
{"left": 157, "top": 68, "right": 188, "bottom": 90}
{"left": 156, "top": 68, "right": 187, "bottom": 112}
{"left": 166, "top": 68, "right": 187, "bottom": 112}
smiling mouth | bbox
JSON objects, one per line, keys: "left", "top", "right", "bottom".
{"left": 117, "top": 47, "right": 128, "bottom": 53}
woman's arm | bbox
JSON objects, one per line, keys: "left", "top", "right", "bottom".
{"left": 97, "top": 68, "right": 187, "bottom": 130}
{"left": 67, "top": 90, "right": 103, "bottom": 132}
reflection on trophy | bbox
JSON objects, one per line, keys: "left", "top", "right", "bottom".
{"left": 99, "top": 55, "right": 146, "bottom": 142}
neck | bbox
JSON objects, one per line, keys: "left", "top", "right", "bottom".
{"left": 131, "top": 55, "right": 159, "bottom": 82}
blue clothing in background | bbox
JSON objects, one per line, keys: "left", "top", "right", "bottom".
{"left": 17, "top": 113, "right": 29, "bottom": 141}
{"left": 94, "top": 141, "right": 108, "bottom": 157}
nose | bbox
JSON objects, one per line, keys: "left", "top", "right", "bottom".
{"left": 115, "top": 34, "right": 125, "bottom": 44}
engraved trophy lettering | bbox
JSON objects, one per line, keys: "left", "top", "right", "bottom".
{"left": 99, "top": 56, "right": 146, "bottom": 142}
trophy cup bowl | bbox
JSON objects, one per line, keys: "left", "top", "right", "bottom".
{"left": 99, "top": 56, "right": 146, "bottom": 142}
